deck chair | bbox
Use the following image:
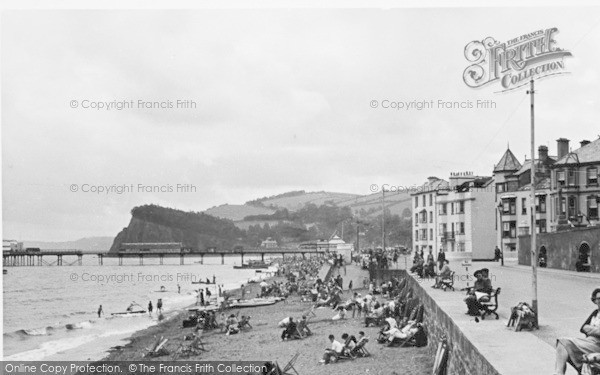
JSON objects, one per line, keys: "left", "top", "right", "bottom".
{"left": 307, "top": 304, "right": 317, "bottom": 317}
{"left": 387, "top": 323, "right": 427, "bottom": 348}
{"left": 145, "top": 336, "right": 169, "bottom": 358}
{"left": 268, "top": 353, "right": 300, "bottom": 375}
{"left": 238, "top": 316, "right": 252, "bottom": 330}
{"left": 351, "top": 338, "right": 370, "bottom": 357}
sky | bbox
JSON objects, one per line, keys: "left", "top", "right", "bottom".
{"left": 2, "top": 6, "right": 600, "bottom": 241}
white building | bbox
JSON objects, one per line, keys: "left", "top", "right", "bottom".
{"left": 412, "top": 173, "right": 496, "bottom": 261}
{"left": 328, "top": 235, "right": 354, "bottom": 263}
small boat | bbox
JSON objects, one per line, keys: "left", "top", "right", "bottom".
{"left": 228, "top": 298, "right": 280, "bottom": 308}
{"left": 111, "top": 310, "right": 147, "bottom": 316}
{"left": 191, "top": 280, "right": 213, "bottom": 284}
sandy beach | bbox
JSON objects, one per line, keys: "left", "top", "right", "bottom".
{"left": 104, "top": 274, "right": 434, "bottom": 375}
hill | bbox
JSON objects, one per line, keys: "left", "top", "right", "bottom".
{"left": 108, "top": 205, "right": 247, "bottom": 253}
{"left": 204, "top": 204, "right": 276, "bottom": 221}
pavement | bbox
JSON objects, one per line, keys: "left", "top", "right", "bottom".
{"left": 399, "top": 256, "right": 599, "bottom": 375}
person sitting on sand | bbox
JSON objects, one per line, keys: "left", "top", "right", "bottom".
{"left": 341, "top": 333, "right": 357, "bottom": 355}
{"left": 381, "top": 321, "right": 420, "bottom": 346}
{"left": 281, "top": 317, "right": 297, "bottom": 341}
{"left": 320, "top": 334, "right": 344, "bottom": 364}
{"left": 225, "top": 314, "right": 239, "bottom": 335}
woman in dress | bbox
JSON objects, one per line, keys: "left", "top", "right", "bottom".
{"left": 555, "top": 288, "right": 600, "bottom": 374}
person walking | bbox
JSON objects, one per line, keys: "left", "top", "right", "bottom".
{"left": 200, "top": 289, "right": 205, "bottom": 306}
{"left": 148, "top": 301, "right": 153, "bottom": 316}
{"left": 97, "top": 305, "right": 103, "bottom": 318}
{"left": 157, "top": 298, "right": 163, "bottom": 314}
{"left": 177, "top": 284, "right": 181, "bottom": 294}
{"left": 348, "top": 280, "right": 353, "bottom": 293}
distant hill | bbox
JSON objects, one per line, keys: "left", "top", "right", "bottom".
{"left": 23, "top": 237, "right": 114, "bottom": 252}
{"left": 204, "top": 190, "right": 412, "bottom": 227}
{"left": 204, "top": 204, "right": 276, "bottom": 221}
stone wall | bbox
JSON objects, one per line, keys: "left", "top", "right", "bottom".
{"left": 518, "top": 227, "right": 600, "bottom": 272}
{"left": 376, "top": 269, "right": 500, "bottom": 375}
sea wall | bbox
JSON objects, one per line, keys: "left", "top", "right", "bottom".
{"left": 376, "top": 269, "right": 500, "bottom": 375}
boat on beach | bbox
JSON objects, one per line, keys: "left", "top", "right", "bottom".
{"left": 228, "top": 297, "right": 283, "bottom": 308}
{"left": 110, "top": 310, "right": 147, "bottom": 316}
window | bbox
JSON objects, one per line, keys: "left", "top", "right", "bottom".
{"left": 536, "top": 195, "right": 546, "bottom": 213}
{"left": 568, "top": 196, "right": 577, "bottom": 218}
{"left": 459, "top": 201, "right": 465, "bottom": 214}
{"left": 422, "top": 195, "right": 426, "bottom": 206}
{"left": 459, "top": 222, "right": 465, "bottom": 234}
{"left": 430, "top": 228, "right": 433, "bottom": 240}
{"left": 502, "top": 221, "right": 516, "bottom": 238}
{"left": 588, "top": 168, "right": 598, "bottom": 186}
{"left": 415, "top": 213, "right": 418, "bottom": 223}
{"left": 429, "top": 194, "right": 433, "bottom": 206}
{"left": 415, "top": 196, "right": 419, "bottom": 208}
{"left": 439, "top": 223, "right": 446, "bottom": 233}
{"left": 451, "top": 223, "right": 455, "bottom": 234}
{"left": 496, "top": 183, "right": 505, "bottom": 193}
{"left": 589, "top": 196, "right": 599, "bottom": 220}
{"left": 440, "top": 203, "right": 447, "bottom": 215}
{"left": 522, "top": 197, "right": 527, "bottom": 215}
{"left": 450, "top": 203, "right": 454, "bottom": 215}
{"left": 557, "top": 170, "right": 566, "bottom": 187}
{"left": 415, "top": 230, "right": 419, "bottom": 241}
{"left": 568, "top": 169, "right": 576, "bottom": 186}
{"left": 561, "top": 197, "right": 566, "bottom": 215}
{"left": 429, "top": 211, "right": 433, "bottom": 223}
{"left": 421, "top": 229, "right": 427, "bottom": 241}
{"left": 537, "top": 219, "right": 547, "bottom": 233}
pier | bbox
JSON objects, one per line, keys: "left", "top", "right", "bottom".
{"left": 3, "top": 247, "right": 327, "bottom": 267}
{"left": 2, "top": 249, "right": 83, "bottom": 266}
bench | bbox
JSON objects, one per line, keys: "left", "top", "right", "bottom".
{"left": 479, "top": 288, "right": 501, "bottom": 320}
{"left": 440, "top": 271, "right": 455, "bottom": 291}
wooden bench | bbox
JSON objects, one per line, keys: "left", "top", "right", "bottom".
{"left": 479, "top": 287, "right": 501, "bottom": 320}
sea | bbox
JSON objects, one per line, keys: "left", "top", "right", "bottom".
{"left": 2, "top": 254, "right": 273, "bottom": 361}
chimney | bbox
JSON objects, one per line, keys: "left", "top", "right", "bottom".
{"left": 538, "top": 145, "right": 548, "bottom": 161}
{"left": 580, "top": 140, "right": 591, "bottom": 148}
{"left": 557, "top": 138, "right": 570, "bottom": 159}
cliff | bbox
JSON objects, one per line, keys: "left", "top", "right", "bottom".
{"left": 108, "top": 205, "right": 246, "bottom": 253}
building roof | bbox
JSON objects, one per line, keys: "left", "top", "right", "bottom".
{"left": 455, "top": 176, "right": 493, "bottom": 192}
{"left": 411, "top": 178, "right": 449, "bottom": 195}
{"left": 517, "top": 177, "right": 551, "bottom": 191}
{"left": 494, "top": 148, "right": 522, "bottom": 173}
{"left": 554, "top": 137, "right": 600, "bottom": 165}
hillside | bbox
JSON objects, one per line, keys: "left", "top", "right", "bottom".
{"left": 204, "top": 204, "right": 276, "bottom": 221}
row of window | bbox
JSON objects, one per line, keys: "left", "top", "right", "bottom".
{"left": 439, "top": 201, "right": 465, "bottom": 215}
{"left": 556, "top": 167, "right": 598, "bottom": 188}
{"left": 501, "top": 219, "right": 547, "bottom": 238}
{"left": 415, "top": 194, "right": 434, "bottom": 208}
{"left": 555, "top": 195, "right": 599, "bottom": 220}
{"left": 414, "top": 222, "right": 466, "bottom": 241}
{"left": 501, "top": 195, "right": 547, "bottom": 215}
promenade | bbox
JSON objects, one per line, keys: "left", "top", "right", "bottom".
{"left": 399, "top": 257, "right": 600, "bottom": 374}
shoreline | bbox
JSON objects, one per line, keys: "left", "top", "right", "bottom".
{"left": 102, "top": 264, "right": 434, "bottom": 375}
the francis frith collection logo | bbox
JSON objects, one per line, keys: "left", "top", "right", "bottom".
{"left": 463, "top": 28, "right": 572, "bottom": 91}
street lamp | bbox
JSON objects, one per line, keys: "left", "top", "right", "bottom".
{"left": 496, "top": 201, "right": 504, "bottom": 266}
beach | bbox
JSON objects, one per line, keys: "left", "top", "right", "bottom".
{"left": 104, "top": 269, "right": 434, "bottom": 375}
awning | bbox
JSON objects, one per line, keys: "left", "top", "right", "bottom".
{"left": 500, "top": 194, "right": 517, "bottom": 199}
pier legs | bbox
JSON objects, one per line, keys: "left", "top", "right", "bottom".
{"left": 180, "top": 254, "right": 184, "bottom": 265}
{"left": 200, "top": 254, "right": 204, "bottom": 264}
{"left": 119, "top": 255, "right": 123, "bottom": 266}
{"left": 221, "top": 254, "right": 225, "bottom": 265}
{"left": 261, "top": 253, "right": 264, "bottom": 261}
{"left": 139, "top": 255, "right": 144, "bottom": 266}
{"left": 159, "top": 255, "right": 164, "bottom": 265}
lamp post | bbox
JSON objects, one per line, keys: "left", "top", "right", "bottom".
{"left": 496, "top": 202, "right": 504, "bottom": 266}
{"left": 527, "top": 79, "right": 539, "bottom": 328}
